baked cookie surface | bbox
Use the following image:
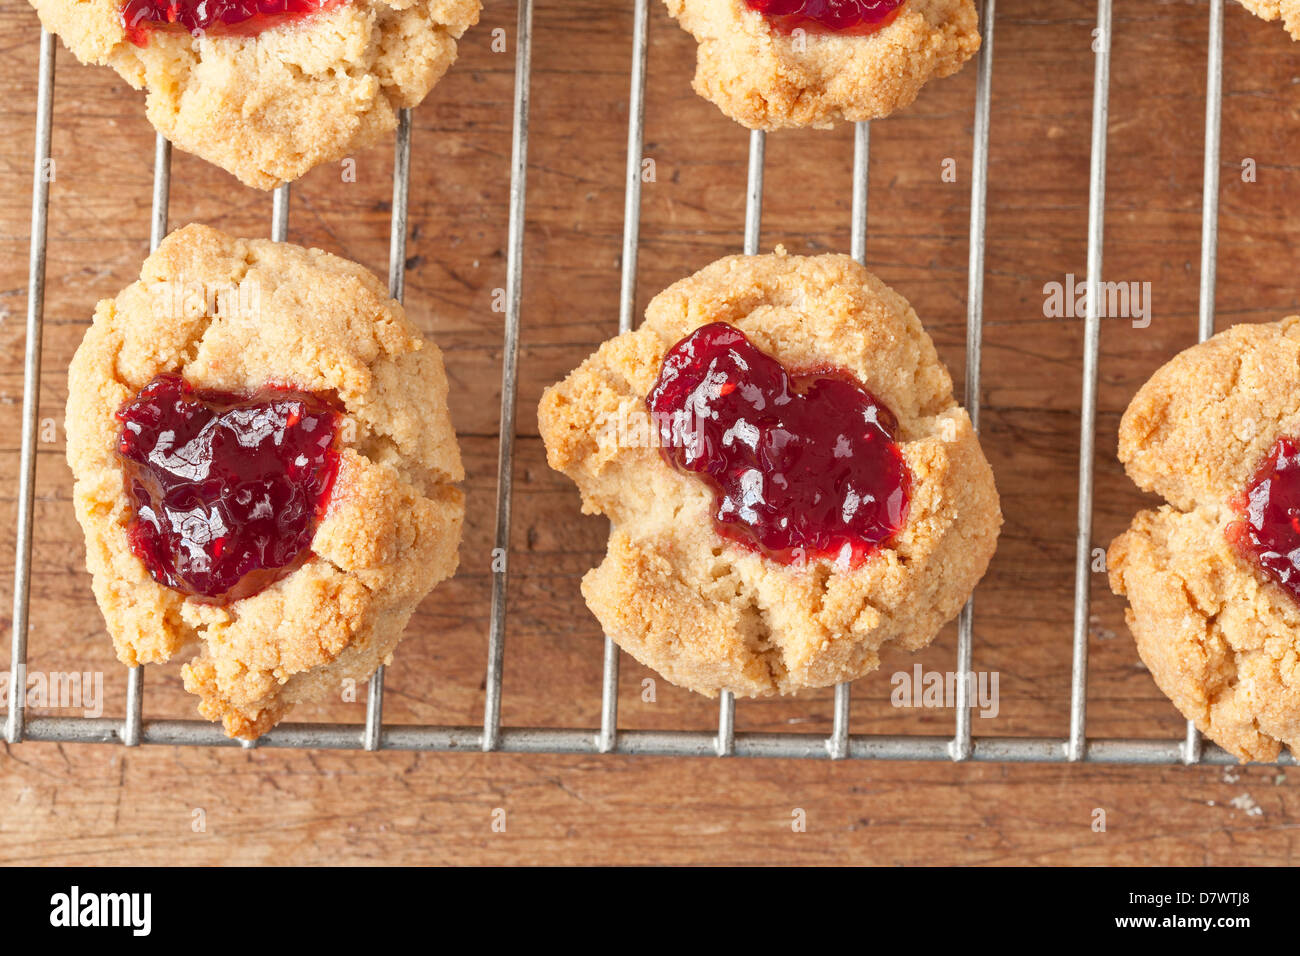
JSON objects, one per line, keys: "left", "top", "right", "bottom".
{"left": 664, "top": 0, "right": 981, "bottom": 130}
{"left": 66, "top": 223, "right": 465, "bottom": 738}
{"left": 1240, "top": 0, "right": 1300, "bottom": 39}
{"left": 1108, "top": 317, "right": 1300, "bottom": 762}
{"left": 538, "top": 250, "right": 1001, "bottom": 698}
{"left": 30, "top": 0, "right": 481, "bottom": 189}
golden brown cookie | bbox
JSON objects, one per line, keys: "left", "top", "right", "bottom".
{"left": 538, "top": 249, "right": 1001, "bottom": 698}
{"left": 1109, "top": 317, "right": 1300, "bottom": 762}
{"left": 663, "top": 0, "right": 981, "bottom": 130}
{"left": 1240, "top": 0, "right": 1300, "bottom": 39}
{"left": 29, "top": 0, "right": 481, "bottom": 189}
{"left": 66, "top": 223, "right": 465, "bottom": 738}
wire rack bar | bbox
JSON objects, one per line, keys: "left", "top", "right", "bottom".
{"left": 6, "top": 28, "right": 55, "bottom": 746}
{"left": 849, "top": 121, "right": 869, "bottom": 263}
{"left": 952, "top": 0, "right": 996, "bottom": 763}
{"left": 363, "top": 107, "right": 415, "bottom": 752}
{"left": 271, "top": 184, "right": 290, "bottom": 243}
{"left": 743, "top": 129, "right": 765, "bottom": 257}
{"left": 149, "top": 135, "right": 171, "bottom": 250}
{"left": 20, "top": 715, "right": 1296, "bottom": 765}
{"left": 617, "top": 0, "right": 650, "bottom": 336}
{"left": 827, "top": 121, "right": 872, "bottom": 761}
{"left": 1199, "top": 0, "right": 1224, "bottom": 350}
{"left": 829, "top": 680, "right": 852, "bottom": 759}
{"left": 1180, "top": 0, "right": 1225, "bottom": 765}
{"left": 481, "top": 0, "right": 534, "bottom": 752}
{"left": 600, "top": 0, "right": 651, "bottom": 755}
{"left": 388, "top": 109, "right": 413, "bottom": 303}
{"left": 9, "top": 1, "right": 1282, "bottom": 765}
{"left": 1068, "top": 0, "right": 1112, "bottom": 762}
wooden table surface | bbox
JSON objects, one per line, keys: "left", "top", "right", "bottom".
{"left": 1, "top": 0, "right": 1298, "bottom": 866}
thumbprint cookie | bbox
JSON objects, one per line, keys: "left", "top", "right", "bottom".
{"left": 663, "top": 0, "right": 981, "bottom": 130}
{"left": 28, "top": 0, "right": 481, "bottom": 189}
{"left": 66, "top": 223, "right": 465, "bottom": 738}
{"left": 1109, "top": 317, "right": 1300, "bottom": 762}
{"left": 538, "top": 249, "right": 1001, "bottom": 698}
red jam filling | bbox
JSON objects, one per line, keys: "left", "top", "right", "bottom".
{"left": 116, "top": 373, "right": 342, "bottom": 604}
{"left": 1228, "top": 436, "right": 1300, "bottom": 605}
{"left": 120, "top": 0, "right": 336, "bottom": 47}
{"left": 744, "top": 0, "right": 905, "bottom": 36}
{"left": 646, "top": 322, "right": 910, "bottom": 567}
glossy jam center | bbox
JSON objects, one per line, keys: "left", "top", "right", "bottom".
{"left": 116, "top": 373, "right": 341, "bottom": 604}
{"left": 744, "top": 0, "right": 905, "bottom": 35}
{"left": 1228, "top": 436, "right": 1300, "bottom": 605}
{"left": 120, "top": 0, "right": 334, "bottom": 46}
{"left": 646, "top": 322, "right": 910, "bottom": 566}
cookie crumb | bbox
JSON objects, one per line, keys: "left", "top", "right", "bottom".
{"left": 1228, "top": 793, "right": 1264, "bottom": 817}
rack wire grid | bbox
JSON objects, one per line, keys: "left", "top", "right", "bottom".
{"left": 8, "top": 0, "right": 1282, "bottom": 765}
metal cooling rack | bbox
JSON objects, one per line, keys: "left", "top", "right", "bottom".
{"left": 8, "top": 0, "right": 1282, "bottom": 764}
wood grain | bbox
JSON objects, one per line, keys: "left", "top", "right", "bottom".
{"left": 0, "top": 0, "right": 1298, "bottom": 865}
